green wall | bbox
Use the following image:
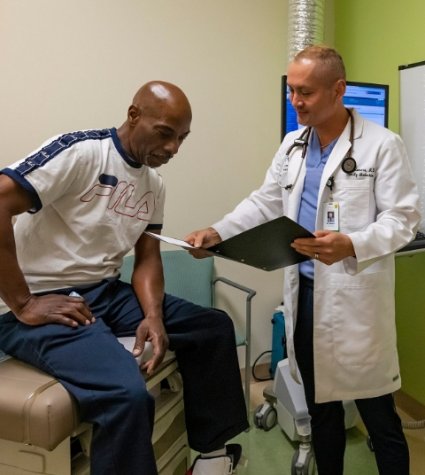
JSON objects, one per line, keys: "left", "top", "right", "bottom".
{"left": 395, "top": 253, "right": 425, "bottom": 407}
{"left": 334, "top": 0, "right": 425, "bottom": 406}
{"left": 334, "top": 0, "right": 425, "bottom": 133}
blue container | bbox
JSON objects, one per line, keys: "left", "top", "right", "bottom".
{"left": 270, "top": 309, "right": 286, "bottom": 377}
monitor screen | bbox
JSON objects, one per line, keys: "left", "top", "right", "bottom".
{"left": 281, "top": 76, "right": 389, "bottom": 140}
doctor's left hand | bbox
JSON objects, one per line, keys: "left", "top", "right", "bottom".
{"left": 291, "top": 230, "right": 355, "bottom": 265}
{"left": 133, "top": 316, "right": 169, "bottom": 375}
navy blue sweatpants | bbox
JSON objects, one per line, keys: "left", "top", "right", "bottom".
{"left": 0, "top": 278, "right": 248, "bottom": 475}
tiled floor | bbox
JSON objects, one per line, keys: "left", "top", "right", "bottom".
{"left": 231, "top": 375, "right": 425, "bottom": 475}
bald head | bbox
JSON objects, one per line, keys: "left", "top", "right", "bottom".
{"left": 117, "top": 81, "right": 192, "bottom": 167}
{"left": 132, "top": 81, "right": 192, "bottom": 122}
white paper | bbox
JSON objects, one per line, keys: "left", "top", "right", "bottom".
{"left": 144, "top": 231, "right": 195, "bottom": 249}
{"left": 118, "top": 336, "right": 153, "bottom": 366}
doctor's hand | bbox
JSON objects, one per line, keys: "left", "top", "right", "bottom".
{"left": 291, "top": 230, "right": 355, "bottom": 265}
{"left": 133, "top": 317, "right": 169, "bottom": 375}
{"left": 184, "top": 227, "right": 222, "bottom": 258}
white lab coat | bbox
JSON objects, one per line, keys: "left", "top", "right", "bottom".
{"left": 213, "top": 109, "right": 420, "bottom": 402}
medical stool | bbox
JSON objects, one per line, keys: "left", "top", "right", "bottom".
{"left": 0, "top": 351, "right": 189, "bottom": 475}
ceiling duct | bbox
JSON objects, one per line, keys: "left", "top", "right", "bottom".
{"left": 287, "top": 0, "right": 325, "bottom": 60}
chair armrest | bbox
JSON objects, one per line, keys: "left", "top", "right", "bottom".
{"left": 212, "top": 277, "right": 256, "bottom": 346}
{"left": 213, "top": 277, "right": 256, "bottom": 302}
{"left": 213, "top": 277, "right": 256, "bottom": 417}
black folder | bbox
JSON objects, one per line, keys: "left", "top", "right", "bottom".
{"left": 208, "top": 216, "right": 313, "bottom": 271}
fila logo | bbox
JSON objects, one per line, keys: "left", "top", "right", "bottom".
{"left": 81, "top": 174, "right": 155, "bottom": 220}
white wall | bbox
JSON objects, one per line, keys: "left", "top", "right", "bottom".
{"left": 0, "top": 0, "right": 289, "bottom": 368}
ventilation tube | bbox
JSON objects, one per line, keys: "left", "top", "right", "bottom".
{"left": 287, "top": 0, "right": 325, "bottom": 60}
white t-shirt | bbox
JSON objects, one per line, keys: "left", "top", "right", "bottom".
{"left": 0, "top": 128, "right": 165, "bottom": 313}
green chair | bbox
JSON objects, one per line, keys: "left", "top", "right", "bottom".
{"left": 120, "top": 250, "right": 256, "bottom": 415}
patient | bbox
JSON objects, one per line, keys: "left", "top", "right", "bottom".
{"left": 0, "top": 81, "right": 247, "bottom": 475}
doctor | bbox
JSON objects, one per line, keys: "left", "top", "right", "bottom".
{"left": 185, "top": 45, "right": 420, "bottom": 475}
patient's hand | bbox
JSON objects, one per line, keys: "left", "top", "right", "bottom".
{"left": 133, "top": 317, "right": 169, "bottom": 375}
{"left": 17, "top": 294, "right": 95, "bottom": 327}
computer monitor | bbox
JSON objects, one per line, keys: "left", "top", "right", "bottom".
{"left": 281, "top": 75, "right": 389, "bottom": 140}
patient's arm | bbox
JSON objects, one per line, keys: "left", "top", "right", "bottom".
{"left": 131, "top": 232, "right": 169, "bottom": 375}
{"left": 0, "top": 175, "right": 93, "bottom": 327}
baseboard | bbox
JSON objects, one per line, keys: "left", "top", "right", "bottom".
{"left": 395, "top": 390, "right": 425, "bottom": 420}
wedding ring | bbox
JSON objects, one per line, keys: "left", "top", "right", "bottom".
{"left": 314, "top": 253, "right": 319, "bottom": 260}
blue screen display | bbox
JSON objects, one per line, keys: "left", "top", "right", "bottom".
{"left": 281, "top": 76, "right": 389, "bottom": 140}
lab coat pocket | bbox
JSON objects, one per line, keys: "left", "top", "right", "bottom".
{"left": 336, "top": 178, "right": 372, "bottom": 232}
{"left": 328, "top": 271, "right": 395, "bottom": 367}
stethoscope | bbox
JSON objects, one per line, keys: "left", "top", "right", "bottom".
{"left": 277, "top": 108, "right": 357, "bottom": 190}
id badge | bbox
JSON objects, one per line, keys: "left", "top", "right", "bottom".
{"left": 323, "top": 202, "right": 339, "bottom": 231}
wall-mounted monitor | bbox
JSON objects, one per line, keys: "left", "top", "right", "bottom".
{"left": 281, "top": 75, "right": 389, "bottom": 140}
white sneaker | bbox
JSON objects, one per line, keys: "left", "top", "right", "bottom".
{"left": 187, "top": 444, "right": 242, "bottom": 475}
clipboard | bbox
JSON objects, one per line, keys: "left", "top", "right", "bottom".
{"left": 207, "top": 216, "right": 313, "bottom": 271}
{"left": 144, "top": 215, "right": 313, "bottom": 271}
